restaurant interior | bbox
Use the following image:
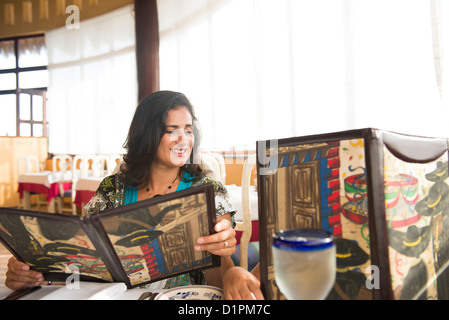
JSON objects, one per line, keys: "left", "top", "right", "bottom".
{"left": 2, "top": 0, "right": 449, "bottom": 300}
{"left": 0, "top": 0, "right": 261, "bottom": 296}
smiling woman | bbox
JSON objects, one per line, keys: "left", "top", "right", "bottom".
{"left": 164, "top": 127, "right": 195, "bottom": 166}
{"left": 4, "top": 90, "right": 262, "bottom": 299}
{"left": 77, "top": 90, "right": 257, "bottom": 297}
{"left": 154, "top": 107, "right": 195, "bottom": 174}
{"left": 117, "top": 91, "right": 202, "bottom": 194}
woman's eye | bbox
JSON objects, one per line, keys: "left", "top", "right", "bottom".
{"left": 165, "top": 129, "right": 194, "bottom": 136}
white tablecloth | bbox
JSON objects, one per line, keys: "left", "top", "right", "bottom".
{"left": 75, "top": 176, "right": 105, "bottom": 192}
{"left": 18, "top": 170, "right": 73, "bottom": 188}
{"left": 0, "top": 282, "right": 161, "bottom": 300}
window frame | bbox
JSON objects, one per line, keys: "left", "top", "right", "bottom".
{"left": 0, "top": 34, "right": 48, "bottom": 137}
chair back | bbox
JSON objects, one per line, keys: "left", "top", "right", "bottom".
{"left": 200, "top": 153, "right": 222, "bottom": 182}
{"left": 107, "top": 154, "right": 123, "bottom": 175}
{"left": 17, "top": 156, "right": 40, "bottom": 175}
{"left": 235, "top": 153, "right": 256, "bottom": 270}
{"left": 52, "top": 154, "right": 73, "bottom": 172}
{"left": 73, "top": 155, "right": 107, "bottom": 178}
{"left": 210, "top": 152, "right": 226, "bottom": 184}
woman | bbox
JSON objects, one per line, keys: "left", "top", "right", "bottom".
{"left": 6, "top": 91, "right": 262, "bottom": 300}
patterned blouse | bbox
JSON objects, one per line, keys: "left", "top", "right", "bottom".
{"left": 84, "top": 173, "right": 236, "bottom": 289}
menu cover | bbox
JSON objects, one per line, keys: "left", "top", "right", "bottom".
{"left": 257, "top": 128, "right": 449, "bottom": 300}
{"left": 0, "top": 183, "right": 219, "bottom": 289}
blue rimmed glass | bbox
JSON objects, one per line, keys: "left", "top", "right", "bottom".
{"left": 272, "top": 229, "right": 336, "bottom": 300}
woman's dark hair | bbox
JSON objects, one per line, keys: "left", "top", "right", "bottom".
{"left": 121, "top": 91, "right": 206, "bottom": 187}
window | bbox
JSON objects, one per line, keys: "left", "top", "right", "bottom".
{"left": 0, "top": 34, "right": 48, "bottom": 137}
{"left": 46, "top": 5, "right": 136, "bottom": 154}
{"left": 159, "top": 0, "right": 447, "bottom": 150}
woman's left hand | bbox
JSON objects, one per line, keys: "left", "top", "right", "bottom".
{"left": 223, "top": 266, "right": 264, "bottom": 300}
{"left": 195, "top": 214, "right": 236, "bottom": 256}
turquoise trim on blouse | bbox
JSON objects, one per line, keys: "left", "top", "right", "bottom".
{"left": 124, "top": 185, "right": 138, "bottom": 205}
{"left": 124, "top": 171, "right": 194, "bottom": 205}
{"left": 178, "top": 171, "right": 194, "bottom": 191}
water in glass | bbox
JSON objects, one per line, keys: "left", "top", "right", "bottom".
{"left": 272, "top": 229, "right": 336, "bottom": 300}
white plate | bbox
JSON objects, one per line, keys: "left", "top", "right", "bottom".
{"left": 154, "top": 285, "right": 224, "bottom": 300}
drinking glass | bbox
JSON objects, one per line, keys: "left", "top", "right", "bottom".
{"left": 272, "top": 229, "right": 336, "bottom": 300}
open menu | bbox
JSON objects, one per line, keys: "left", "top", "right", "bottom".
{"left": 0, "top": 183, "right": 219, "bottom": 289}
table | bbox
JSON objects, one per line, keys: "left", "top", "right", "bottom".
{"left": 73, "top": 176, "right": 104, "bottom": 209}
{"left": 0, "top": 282, "right": 162, "bottom": 300}
{"left": 17, "top": 171, "right": 72, "bottom": 212}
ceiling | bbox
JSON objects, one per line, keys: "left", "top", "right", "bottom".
{"left": 0, "top": 0, "right": 133, "bottom": 39}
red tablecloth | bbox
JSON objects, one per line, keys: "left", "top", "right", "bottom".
{"left": 74, "top": 190, "right": 96, "bottom": 208}
{"left": 17, "top": 182, "right": 71, "bottom": 203}
{"left": 73, "top": 177, "right": 104, "bottom": 208}
{"left": 235, "top": 220, "right": 259, "bottom": 244}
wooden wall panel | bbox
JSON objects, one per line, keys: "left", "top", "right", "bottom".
{"left": 0, "top": 137, "right": 47, "bottom": 207}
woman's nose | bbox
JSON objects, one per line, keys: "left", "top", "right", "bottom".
{"left": 169, "top": 129, "right": 189, "bottom": 142}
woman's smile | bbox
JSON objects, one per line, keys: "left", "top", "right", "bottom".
{"left": 171, "top": 146, "right": 189, "bottom": 157}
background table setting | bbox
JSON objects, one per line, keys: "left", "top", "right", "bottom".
{"left": 73, "top": 176, "right": 104, "bottom": 210}
{"left": 17, "top": 170, "right": 73, "bottom": 212}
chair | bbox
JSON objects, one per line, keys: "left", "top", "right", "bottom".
{"left": 72, "top": 155, "right": 108, "bottom": 215}
{"left": 200, "top": 152, "right": 226, "bottom": 184}
{"left": 17, "top": 156, "right": 40, "bottom": 175}
{"left": 234, "top": 154, "right": 256, "bottom": 270}
{"left": 74, "top": 154, "right": 107, "bottom": 177}
{"left": 17, "top": 156, "right": 46, "bottom": 210}
{"left": 52, "top": 155, "right": 76, "bottom": 214}
{"left": 52, "top": 154, "right": 72, "bottom": 172}
{"left": 210, "top": 152, "right": 226, "bottom": 184}
{"left": 112, "top": 160, "right": 124, "bottom": 174}
{"left": 106, "top": 154, "right": 123, "bottom": 175}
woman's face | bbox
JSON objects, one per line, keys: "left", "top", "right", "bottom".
{"left": 154, "top": 106, "right": 194, "bottom": 168}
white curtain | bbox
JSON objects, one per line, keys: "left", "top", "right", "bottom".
{"left": 158, "top": 0, "right": 449, "bottom": 151}
{"left": 46, "top": 5, "right": 137, "bottom": 155}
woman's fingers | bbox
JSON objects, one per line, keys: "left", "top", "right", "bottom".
{"left": 223, "top": 266, "right": 264, "bottom": 300}
{"left": 5, "top": 257, "right": 44, "bottom": 290}
{"left": 195, "top": 216, "right": 236, "bottom": 256}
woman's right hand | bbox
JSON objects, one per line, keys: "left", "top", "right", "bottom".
{"left": 5, "top": 256, "right": 45, "bottom": 290}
